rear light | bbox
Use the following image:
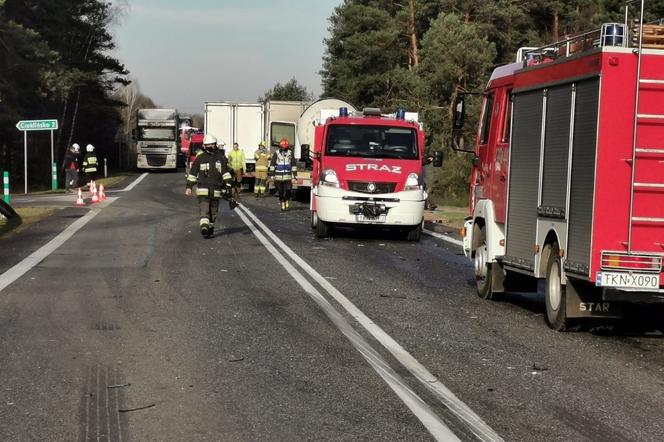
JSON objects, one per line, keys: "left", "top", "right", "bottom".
{"left": 600, "top": 252, "right": 662, "bottom": 273}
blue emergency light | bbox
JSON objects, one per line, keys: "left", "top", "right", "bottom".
{"left": 396, "top": 108, "right": 406, "bottom": 119}
{"left": 339, "top": 107, "right": 349, "bottom": 117}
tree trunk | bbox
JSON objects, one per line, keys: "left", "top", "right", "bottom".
{"left": 407, "top": 0, "right": 419, "bottom": 69}
{"left": 553, "top": 12, "right": 560, "bottom": 41}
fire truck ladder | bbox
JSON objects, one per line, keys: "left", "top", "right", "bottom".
{"left": 627, "top": 0, "right": 664, "bottom": 252}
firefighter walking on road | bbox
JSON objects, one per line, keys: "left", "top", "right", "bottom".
{"left": 254, "top": 140, "right": 270, "bottom": 198}
{"left": 62, "top": 143, "right": 80, "bottom": 193}
{"left": 185, "top": 134, "right": 233, "bottom": 238}
{"left": 269, "top": 137, "right": 297, "bottom": 211}
{"left": 82, "top": 144, "right": 99, "bottom": 188}
{"left": 228, "top": 142, "right": 246, "bottom": 198}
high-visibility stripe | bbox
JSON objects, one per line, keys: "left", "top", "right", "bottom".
{"left": 187, "top": 175, "right": 197, "bottom": 182}
{"left": 213, "top": 190, "right": 222, "bottom": 198}
{"left": 200, "top": 218, "right": 209, "bottom": 226}
{"left": 255, "top": 166, "right": 268, "bottom": 172}
{"left": 222, "top": 172, "right": 231, "bottom": 180}
{"left": 196, "top": 188, "right": 209, "bottom": 196}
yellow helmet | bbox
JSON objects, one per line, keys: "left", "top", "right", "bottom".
{"left": 259, "top": 140, "right": 267, "bottom": 147}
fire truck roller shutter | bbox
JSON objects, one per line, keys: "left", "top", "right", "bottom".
{"left": 565, "top": 78, "right": 600, "bottom": 276}
{"left": 505, "top": 89, "right": 544, "bottom": 269}
{"left": 540, "top": 85, "right": 573, "bottom": 217}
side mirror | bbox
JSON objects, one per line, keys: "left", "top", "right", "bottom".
{"left": 472, "top": 156, "right": 481, "bottom": 167}
{"left": 453, "top": 95, "right": 465, "bottom": 131}
{"left": 300, "top": 144, "right": 310, "bottom": 161}
{"left": 433, "top": 151, "right": 443, "bottom": 168}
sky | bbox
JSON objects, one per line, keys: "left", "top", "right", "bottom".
{"left": 111, "top": 0, "right": 342, "bottom": 114}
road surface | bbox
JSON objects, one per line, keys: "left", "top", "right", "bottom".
{"left": 1, "top": 172, "right": 663, "bottom": 441}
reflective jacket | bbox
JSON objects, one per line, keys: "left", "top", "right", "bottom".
{"left": 82, "top": 153, "right": 98, "bottom": 173}
{"left": 254, "top": 148, "right": 270, "bottom": 172}
{"left": 186, "top": 149, "right": 232, "bottom": 198}
{"left": 269, "top": 149, "right": 297, "bottom": 181}
{"left": 228, "top": 149, "right": 246, "bottom": 171}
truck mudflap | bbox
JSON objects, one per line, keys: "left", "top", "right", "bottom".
{"left": 564, "top": 277, "right": 624, "bottom": 319}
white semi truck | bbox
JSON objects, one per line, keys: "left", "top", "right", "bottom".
{"left": 135, "top": 108, "right": 179, "bottom": 170}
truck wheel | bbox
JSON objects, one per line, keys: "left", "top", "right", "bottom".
{"left": 315, "top": 219, "right": 330, "bottom": 238}
{"left": 405, "top": 222, "right": 422, "bottom": 242}
{"left": 544, "top": 244, "right": 570, "bottom": 331}
{"left": 474, "top": 228, "right": 496, "bottom": 299}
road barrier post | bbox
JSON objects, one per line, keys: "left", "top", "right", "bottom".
{"left": 52, "top": 162, "right": 58, "bottom": 191}
{"left": 104, "top": 157, "right": 108, "bottom": 178}
{"left": 3, "top": 171, "right": 9, "bottom": 204}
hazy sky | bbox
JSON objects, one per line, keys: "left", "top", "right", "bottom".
{"left": 111, "top": 0, "right": 341, "bottom": 114}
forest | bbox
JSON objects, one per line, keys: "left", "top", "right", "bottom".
{"left": 320, "top": 0, "right": 664, "bottom": 203}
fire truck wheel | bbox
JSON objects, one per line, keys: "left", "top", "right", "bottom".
{"left": 311, "top": 211, "right": 318, "bottom": 230}
{"left": 474, "top": 228, "right": 495, "bottom": 299}
{"left": 545, "top": 244, "right": 570, "bottom": 331}
{"left": 315, "top": 219, "right": 331, "bottom": 238}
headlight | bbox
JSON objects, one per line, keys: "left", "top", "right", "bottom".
{"left": 321, "top": 169, "right": 340, "bottom": 187}
{"left": 404, "top": 172, "right": 421, "bottom": 191}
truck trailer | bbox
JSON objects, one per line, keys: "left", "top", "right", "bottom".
{"left": 461, "top": 2, "right": 664, "bottom": 330}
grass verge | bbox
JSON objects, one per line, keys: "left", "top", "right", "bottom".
{"left": 0, "top": 207, "right": 59, "bottom": 238}
{"left": 424, "top": 205, "right": 469, "bottom": 230}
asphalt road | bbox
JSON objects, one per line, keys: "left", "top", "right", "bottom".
{"left": 0, "top": 172, "right": 663, "bottom": 441}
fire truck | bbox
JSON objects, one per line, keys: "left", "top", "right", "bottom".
{"left": 460, "top": 2, "right": 664, "bottom": 330}
{"left": 310, "top": 108, "right": 442, "bottom": 241}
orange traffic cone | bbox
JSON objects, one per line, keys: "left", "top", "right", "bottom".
{"left": 75, "top": 188, "right": 85, "bottom": 206}
{"left": 98, "top": 184, "right": 106, "bottom": 201}
{"left": 91, "top": 182, "right": 99, "bottom": 203}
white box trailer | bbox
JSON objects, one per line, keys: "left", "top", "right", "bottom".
{"left": 204, "top": 102, "right": 264, "bottom": 178}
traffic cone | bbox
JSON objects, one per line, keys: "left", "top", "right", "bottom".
{"left": 98, "top": 184, "right": 106, "bottom": 201}
{"left": 75, "top": 188, "right": 85, "bottom": 206}
{"left": 91, "top": 182, "right": 99, "bottom": 203}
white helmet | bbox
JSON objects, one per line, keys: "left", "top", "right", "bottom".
{"left": 86, "top": 144, "right": 94, "bottom": 152}
{"left": 203, "top": 134, "right": 217, "bottom": 146}
{"left": 72, "top": 143, "right": 80, "bottom": 152}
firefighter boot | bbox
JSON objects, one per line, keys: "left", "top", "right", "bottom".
{"left": 285, "top": 200, "right": 290, "bottom": 211}
{"left": 280, "top": 201, "right": 286, "bottom": 211}
{"left": 200, "top": 219, "right": 211, "bottom": 238}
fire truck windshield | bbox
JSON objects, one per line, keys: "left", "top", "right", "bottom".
{"left": 139, "top": 128, "right": 176, "bottom": 141}
{"left": 325, "top": 125, "right": 418, "bottom": 159}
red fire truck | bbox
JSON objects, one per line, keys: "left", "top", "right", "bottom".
{"left": 310, "top": 108, "right": 442, "bottom": 241}
{"left": 460, "top": 4, "right": 664, "bottom": 330}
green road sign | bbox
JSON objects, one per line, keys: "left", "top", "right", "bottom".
{"left": 16, "top": 119, "right": 58, "bottom": 131}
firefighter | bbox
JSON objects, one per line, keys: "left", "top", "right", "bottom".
{"left": 82, "top": 144, "right": 99, "bottom": 187}
{"left": 269, "top": 137, "right": 297, "bottom": 211}
{"left": 228, "top": 142, "right": 246, "bottom": 197}
{"left": 62, "top": 143, "right": 80, "bottom": 193}
{"left": 254, "top": 140, "right": 270, "bottom": 198}
{"left": 185, "top": 134, "right": 232, "bottom": 238}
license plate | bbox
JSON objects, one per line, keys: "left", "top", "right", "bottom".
{"left": 356, "top": 214, "right": 386, "bottom": 223}
{"left": 596, "top": 272, "right": 660, "bottom": 289}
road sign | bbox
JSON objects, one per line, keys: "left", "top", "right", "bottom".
{"left": 16, "top": 119, "right": 59, "bottom": 131}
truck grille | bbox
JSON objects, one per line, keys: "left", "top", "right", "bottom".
{"left": 348, "top": 181, "right": 396, "bottom": 194}
{"left": 147, "top": 155, "right": 167, "bottom": 167}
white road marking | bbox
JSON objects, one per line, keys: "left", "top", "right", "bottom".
{"left": 239, "top": 205, "right": 502, "bottom": 442}
{"left": 0, "top": 198, "right": 116, "bottom": 293}
{"left": 423, "top": 228, "right": 464, "bottom": 247}
{"left": 235, "top": 208, "right": 460, "bottom": 442}
{"left": 114, "top": 172, "right": 149, "bottom": 192}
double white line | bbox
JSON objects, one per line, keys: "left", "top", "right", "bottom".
{"left": 236, "top": 204, "right": 502, "bottom": 442}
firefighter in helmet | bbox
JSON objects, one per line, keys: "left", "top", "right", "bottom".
{"left": 185, "top": 134, "right": 233, "bottom": 238}
{"left": 82, "top": 144, "right": 99, "bottom": 188}
{"left": 254, "top": 140, "right": 269, "bottom": 198}
{"left": 228, "top": 142, "right": 246, "bottom": 198}
{"left": 269, "top": 137, "right": 297, "bottom": 211}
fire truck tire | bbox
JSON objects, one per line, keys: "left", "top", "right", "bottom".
{"left": 473, "top": 227, "right": 494, "bottom": 299}
{"left": 315, "top": 219, "right": 331, "bottom": 238}
{"left": 544, "top": 244, "right": 570, "bottom": 331}
{"left": 405, "top": 223, "right": 422, "bottom": 242}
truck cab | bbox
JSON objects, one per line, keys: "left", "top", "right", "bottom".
{"left": 311, "top": 108, "right": 439, "bottom": 241}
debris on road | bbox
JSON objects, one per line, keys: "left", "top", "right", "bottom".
{"left": 107, "top": 383, "right": 131, "bottom": 389}
{"left": 119, "top": 403, "right": 156, "bottom": 413}
{"left": 229, "top": 356, "right": 245, "bottom": 362}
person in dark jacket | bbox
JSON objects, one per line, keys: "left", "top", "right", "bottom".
{"left": 185, "top": 134, "right": 233, "bottom": 238}
{"left": 62, "top": 143, "right": 80, "bottom": 193}
{"left": 82, "top": 144, "right": 99, "bottom": 188}
{"left": 269, "top": 137, "right": 297, "bottom": 211}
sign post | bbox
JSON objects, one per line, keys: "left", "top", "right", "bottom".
{"left": 15, "top": 119, "right": 59, "bottom": 194}
{"left": 3, "top": 171, "right": 9, "bottom": 204}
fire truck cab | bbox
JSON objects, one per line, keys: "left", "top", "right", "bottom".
{"left": 461, "top": 5, "right": 664, "bottom": 330}
{"left": 311, "top": 108, "right": 442, "bottom": 241}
